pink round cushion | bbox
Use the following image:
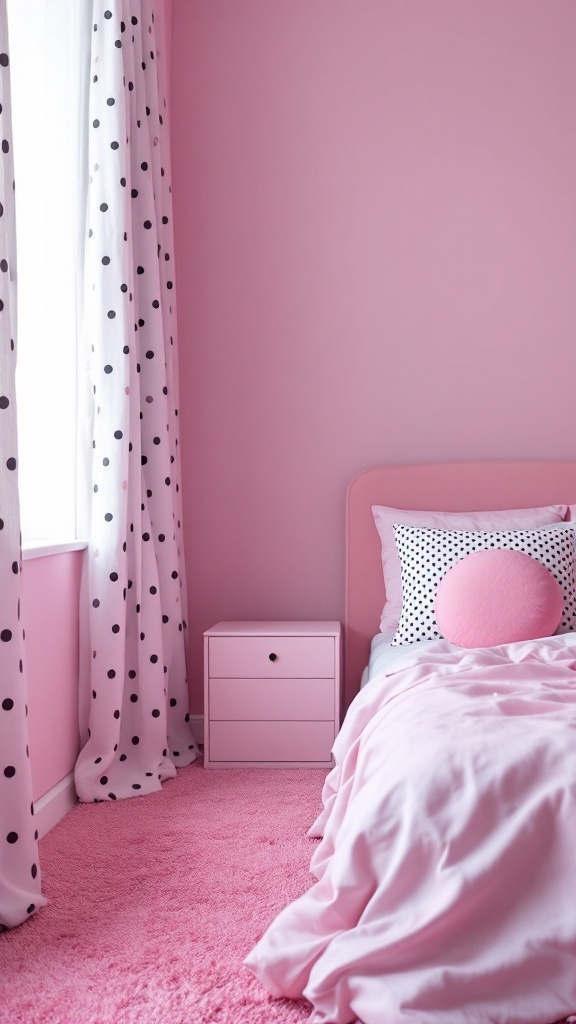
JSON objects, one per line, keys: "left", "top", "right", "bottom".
{"left": 435, "top": 548, "right": 564, "bottom": 648}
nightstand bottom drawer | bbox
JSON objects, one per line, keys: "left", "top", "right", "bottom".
{"left": 209, "top": 677, "right": 334, "bottom": 720}
{"left": 209, "top": 720, "right": 335, "bottom": 763}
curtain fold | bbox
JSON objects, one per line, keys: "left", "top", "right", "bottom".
{"left": 0, "top": 1, "right": 46, "bottom": 928}
{"left": 75, "top": 0, "right": 198, "bottom": 803}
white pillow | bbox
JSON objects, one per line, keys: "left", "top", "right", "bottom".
{"left": 391, "top": 522, "right": 576, "bottom": 646}
{"left": 371, "top": 504, "right": 569, "bottom": 634}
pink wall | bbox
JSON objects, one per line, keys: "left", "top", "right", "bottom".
{"left": 23, "top": 552, "right": 83, "bottom": 803}
{"left": 165, "top": 0, "right": 172, "bottom": 94}
{"left": 171, "top": 1, "right": 576, "bottom": 712}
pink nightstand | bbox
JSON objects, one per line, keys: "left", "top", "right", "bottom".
{"left": 203, "top": 621, "right": 342, "bottom": 768}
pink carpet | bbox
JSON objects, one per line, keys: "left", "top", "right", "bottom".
{"left": 0, "top": 760, "right": 327, "bottom": 1024}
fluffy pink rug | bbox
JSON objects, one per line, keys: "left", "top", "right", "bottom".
{"left": 3, "top": 761, "right": 575, "bottom": 1024}
{"left": 0, "top": 760, "right": 326, "bottom": 1024}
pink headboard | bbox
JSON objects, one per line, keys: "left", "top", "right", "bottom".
{"left": 344, "top": 461, "right": 576, "bottom": 710}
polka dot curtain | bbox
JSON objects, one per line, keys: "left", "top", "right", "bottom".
{"left": 0, "top": 3, "right": 46, "bottom": 928}
{"left": 74, "top": 0, "right": 198, "bottom": 803}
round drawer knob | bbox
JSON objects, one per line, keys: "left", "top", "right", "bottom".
{"left": 268, "top": 652, "right": 278, "bottom": 662}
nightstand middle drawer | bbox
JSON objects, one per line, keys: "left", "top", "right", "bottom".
{"left": 208, "top": 636, "right": 334, "bottom": 678}
{"left": 209, "top": 677, "right": 334, "bottom": 720}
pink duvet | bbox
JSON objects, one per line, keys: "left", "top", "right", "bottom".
{"left": 244, "top": 636, "right": 576, "bottom": 1024}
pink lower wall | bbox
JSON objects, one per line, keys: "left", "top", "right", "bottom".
{"left": 23, "top": 552, "right": 83, "bottom": 803}
{"left": 171, "top": 1, "right": 576, "bottom": 712}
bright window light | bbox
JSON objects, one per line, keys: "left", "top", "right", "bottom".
{"left": 7, "top": 0, "right": 90, "bottom": 543}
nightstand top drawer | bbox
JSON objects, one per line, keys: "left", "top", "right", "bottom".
{"left": 205, "top": 621, "right": 341, "bottom": 638}
{"left": 208, "top": 634, "right": 335, "bottom": 679}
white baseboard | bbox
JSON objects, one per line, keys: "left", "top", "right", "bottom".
{"left": 32, "top": 722, "right": 203, "bottom": 841}
{"left": 33, "top": 772, "right": 78, "bottom": 839}
{"left": 189, "top": 714, "right": 204, "bottom": 746}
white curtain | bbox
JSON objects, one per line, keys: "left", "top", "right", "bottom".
{"left": 0, "top": 2, "right": 46, "bottom": 928}
{"left": 75, "top": 0, "right": 198, "bottom": 803}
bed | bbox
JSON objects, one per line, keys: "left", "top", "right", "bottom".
{"left": 244, "top": 462, "right": 576, "bottom": 1024}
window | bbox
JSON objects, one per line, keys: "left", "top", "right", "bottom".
{"left": 7, "top": 0, "right": 90, "bottom": 543}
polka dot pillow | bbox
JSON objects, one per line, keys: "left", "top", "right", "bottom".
{"left": 391, "top": 523, "right": 576, "bottom": 646}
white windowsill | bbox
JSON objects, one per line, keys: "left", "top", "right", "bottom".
{"left": 22, "top": 540, "right": 88, "bottom": 561}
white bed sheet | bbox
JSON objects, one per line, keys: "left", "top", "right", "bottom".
{"left": 361, "top": 632, "right": 440, "bottom": 686}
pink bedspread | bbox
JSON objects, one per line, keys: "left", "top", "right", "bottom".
{"left": 244, "top": 636, "right": 576, "bottom": 1024}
